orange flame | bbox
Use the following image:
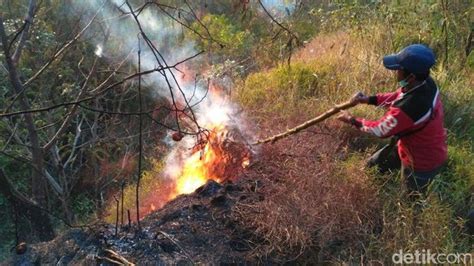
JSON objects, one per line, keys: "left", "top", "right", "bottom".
{"left": 168, "top": 124, "right": 248, "bottom": 199}
{"left": 107, "top": 65, "right": 252, "bottom": 222}
{"left": 175, "top": 145, "right": 218, "bottom": 195}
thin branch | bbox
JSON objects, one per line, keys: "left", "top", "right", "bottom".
{"left": 12, "top": 0, "right": 37, "bottom": 64}
{"left": 253, "top": 100, "right": 355, "bottom": 145}
{"left": 44, "top": 169, "right": 64, "bottom": 196}
{"left": 183, "top": 0, "right": 222, "bottom": 48}
{"left": 42, "top": 57, "right": 98, "bottom": 151}
{"left": 125, "top": 1, "right": 183, "bottom": 133}
{"left": 257, "top": 0, "right": 302, "bottom": 46}
{"left": 23, "top": 2, "right": 104, "bottom": 87}
{"left": 63, "top": 116, "right": 84, "bottom": 170}
{"left": 136, "top": 1, "right": 223, "bottom": 47}
{"left": 0, "top": 169, "right": 103, "bottom": 229}
{"left": 76, "top": 103, "right": 198, "bottom": 135}
{"left": 0, "top": 50, "right": 203, "bottom": 118}
{"left": 7, "top": 22, "right": 27, "bottom": 53}
{"left": 135, "top": 34, "right": 142, "bottom": 228}
{"left": 3, "top": 4, "right": 102, "bottom": 114}
{"left": 1, "top": 122, "right": 19, "bottom": 152}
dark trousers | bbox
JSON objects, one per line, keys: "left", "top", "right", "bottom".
{"left": 401, "top": 164, "right": 444, "bottom": 193}
{"left": 367, "top": 141, "right": 443, "bottom": 193}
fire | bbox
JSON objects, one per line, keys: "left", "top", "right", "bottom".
{"left": 106, "top": 65, "right": 253, "bottom": 223}
{"left": 175, "top": 150, "right": 211, "bottom": 195}
{"left": 169, "top": 123, "right": 250, "bottom": 199}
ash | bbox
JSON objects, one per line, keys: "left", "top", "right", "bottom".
{"left": 7, "top": 178, "right": 268, "bottom": 265}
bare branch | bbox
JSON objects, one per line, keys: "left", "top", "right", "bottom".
{"left": 1, "top": 121, "right": 20, "bottom": 152}
{"left": 12, "top": 0, "right": 37, "bottom": 64}
{"left": 0, "top": 169, "right": 103, "bottom": 229}
{"left": 23, "top": 3, "right": 104, "bottom": 87}
{"left": 125, "top": 1, "right": 205, "bottom": 137}
{"left": 0, "top": 50, "right": 203, "bottom": 118}
{"left": 44, "top": 169, "right": 64, "bottom": 196}
{"left": 42, "top": 57, "right": 98, "bottom": 151}
{"left": 136, "top": 32, "right": 143, "bottom": 228}
{"left": 257, "top": 0, "right": 302, "bottom": 46}
{"left": 3, "top": 4, "right": 103, "bottom": 114}
{"left": 63, "top": 116, "right": 84, "bottom": 170}
{"left": 183, "top": 0, "right": 223, "bottom": 48}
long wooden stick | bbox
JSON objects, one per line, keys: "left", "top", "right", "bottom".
{"left": 253, "top": 101, "right": 354, "bottom": 145}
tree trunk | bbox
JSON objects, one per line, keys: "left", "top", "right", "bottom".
{"left": 0, "top": 170, "right": 54, "bottom": 241}
{"left": 0, "top": 16, "right": 55, "bottom": 241}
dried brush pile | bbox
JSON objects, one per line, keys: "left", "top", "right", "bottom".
{"left": 232, "top": 122, "right": 381, "bottom": 262}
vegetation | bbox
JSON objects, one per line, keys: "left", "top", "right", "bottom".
{"left": 233, "top": 1, "right": 473, "bottom": 263}
{"left": 0, "top": 0, "right": 472, "bottom": 263}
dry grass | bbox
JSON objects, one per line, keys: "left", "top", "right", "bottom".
{"left": 232, "top": 123, "right": 380, "bottom": 262}
{"left": 234, "top": 30, "right": 395, "bottom": 130}
{"left": 232, "top": 27, "right": 473, "bottom": 263}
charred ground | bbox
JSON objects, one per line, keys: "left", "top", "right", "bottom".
{"left": 5, "top": 123, "right": 379, "bottom": 265}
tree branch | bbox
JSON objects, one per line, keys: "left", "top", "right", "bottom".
{"left": 0, "top": 50, "right": 204, "bottom": 118}
{"left": 42, "top": 57, "right": 98, "bottom": 151}
{"left": 12, "top": 0, "right": 37, "bottom": 64}
{"left": 23, "top": 3, "right": 103, "bottom": 87}
{"left": 44, "top": 169, "right": 64, "bottom": 196}
{"left": 257, "top": 0, "right": 302, "bottom": 46}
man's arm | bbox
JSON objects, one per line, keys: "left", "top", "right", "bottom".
{"left": 349, "top": 90, "right": 401, "bottom": 108}
{"left": 352, "top": 107, "right": 415, "bottom": 138}
{"left": 371, "top": 90, "right": 402, "bottom": 108}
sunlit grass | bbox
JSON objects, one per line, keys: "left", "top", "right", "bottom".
{"left": 233, "top": 27, "right": 473, "bottom": 263}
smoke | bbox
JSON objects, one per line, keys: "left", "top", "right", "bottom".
{"left": 72, "top": 1, "right": 254, "bottom": 181}
{"left": 261, "top": 0, "right": 296, "bottom": 19}
{"left": 73, "top": 1, "right": 191, "bottom": 96}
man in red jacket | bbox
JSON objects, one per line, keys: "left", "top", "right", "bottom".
{"left": 338, "top": 44, "right": 448, "bottom": 192}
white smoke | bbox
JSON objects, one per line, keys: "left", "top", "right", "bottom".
{"left": 72, "top": 0, "right": 254, "bottom": 181}
{"left": 73, "top": 0, "right": 200, "bottom": 101}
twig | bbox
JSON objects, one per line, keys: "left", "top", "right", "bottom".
{"left": 114, "top": 196, "right": 119, "bottom": 236}
{"left": 125, "top": 1, "right": 205, "bottom": 138}
{"left": 103, "top": 249, "right": 135, "bottom": 265}
{"left": 157, "top": 230, "right": 194, "bottom": 264}
{"left": 96, "top": 256, "right": 123, "bottom": 265}
{"left": 12, "top": 0, "right": 37, "bottom": 64}
{"left": 135, "top": 33, "right": 142, "bottom": 228}
{"left": 257, "top": 0, "right": 302, "bottom": 47}
{"left": 42, "top": 57, "right": 98, "bottom": 151}
{"left": 0, "top": 169, "right": 102, "bottom": 229}
{"left": 23, "top": 2, "right": 104, "bottom": 86}
{"left": 184, "top": 0, "right": 224, "bottom": 48}
{"left": 3, "top": 3, "right": 103, "bottom": 114}
{"left": 253, "top": 101, "right": 355, "bottom": 145}
{"left": 0, "top": 51, "right": 203, "bottom": 118}
{"left": 121, "top": 181, "right": 125, "bottom": 227}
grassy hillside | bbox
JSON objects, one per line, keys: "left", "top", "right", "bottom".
{"left": 233, "top": 27, "right": 473, "bottom": 263}
{"left": 1, "top": 1, "right": 471, "bottom": 263}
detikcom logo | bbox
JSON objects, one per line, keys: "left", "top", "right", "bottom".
{"left": 392, "top": 249, "right": 472, "bottom": 265}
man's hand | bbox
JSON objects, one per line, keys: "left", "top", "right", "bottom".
{"left": 337, "top": 111, "right": 354, "bottom": 124}
{"left": 349, "top": 91, "right": 369, "bottom": 106}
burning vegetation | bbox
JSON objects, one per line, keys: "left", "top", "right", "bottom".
{"left": 166, "top": 123, "right": 252, "bottom": 201}
{"left": 105, "top": 64, "right": 254, "bottom": 222}
{"left": 171, "top": 125, "right": 251, "bottom": 195}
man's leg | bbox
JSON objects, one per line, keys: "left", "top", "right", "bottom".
{"left": 402, "top": 164, "right": 444, "bottom": 193}
{"left": 367, "top": 140, "right": 400, "bottom": 173}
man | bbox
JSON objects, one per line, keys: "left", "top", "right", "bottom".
{"left": 338, "top": 44, "right": 448, "bottom": 192}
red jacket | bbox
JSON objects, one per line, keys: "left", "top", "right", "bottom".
{"left": 354, "top": 77, "right": 447, "bottom": 171}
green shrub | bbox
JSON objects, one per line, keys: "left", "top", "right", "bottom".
{"left": 236, "top": 61, "right": 336, "bottom": 117}
{"left": 431, "top": 140, "right": 474, "bottom": 213}
{"left": 188, "top": 14, "right": 252, "bottom": 60}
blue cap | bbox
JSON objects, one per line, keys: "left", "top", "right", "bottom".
{"left": 383, "top": 44, "right": 435, "bottom": 73}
